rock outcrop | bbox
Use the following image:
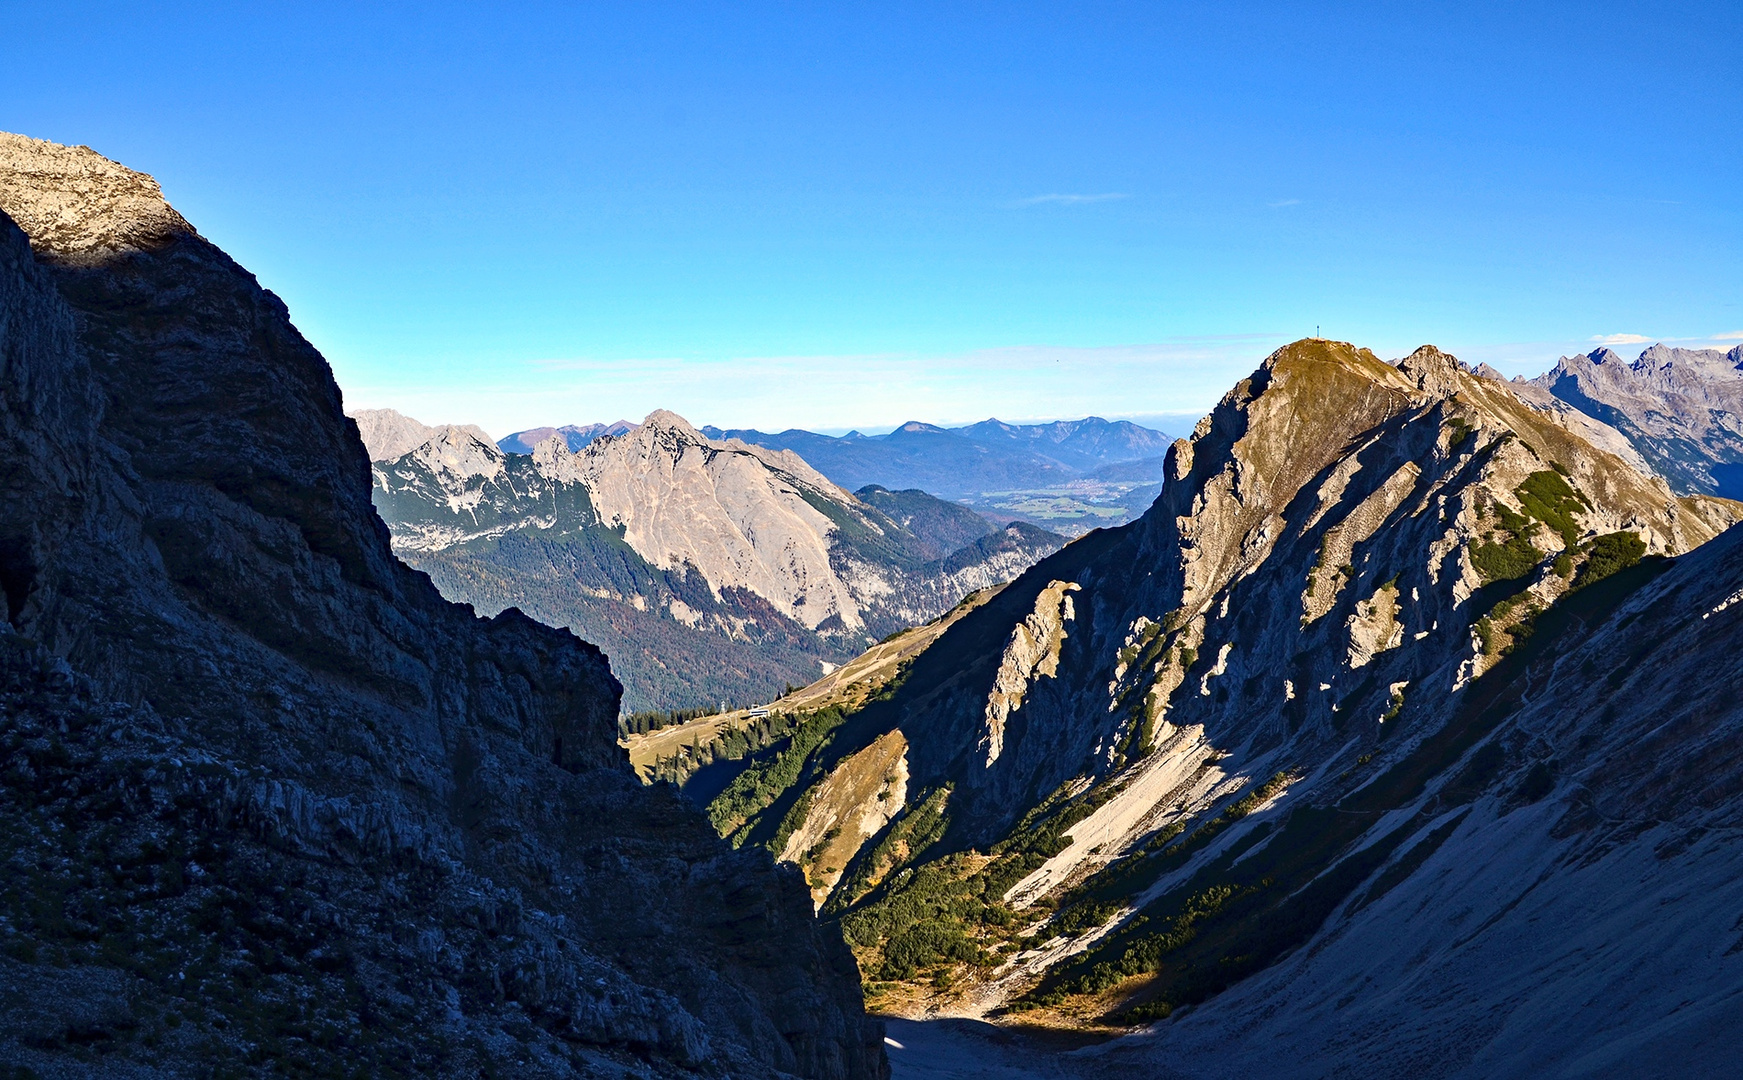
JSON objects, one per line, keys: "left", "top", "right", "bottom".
{"left": 0, "top": 131, "right": 884, "bottom": 1079}
{"left": 369, "top": 413, "right": 1066, "bottom": 711}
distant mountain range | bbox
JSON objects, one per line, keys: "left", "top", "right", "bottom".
{"left": 696, "top": 416, "right": 1174, "bottom": 498}
{"left": 495, "top": 415, "right": 1176, "bottom": 537}
{"left": 359, "top": 409, "right": 1065, "bottom": 711}
{"left": 1525, "top": 343, "right": 1743, "bottom": 498}
{"left": 498, "top": 419, "right": 637, "bottom": 454}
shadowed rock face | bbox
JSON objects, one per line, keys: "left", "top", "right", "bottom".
{"left": 0, "top": 131, "right": 885, "bottom": 1079}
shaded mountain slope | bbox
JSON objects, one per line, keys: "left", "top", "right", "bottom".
{"left": 0, "top": 131, "right": 883, "bottom": 1079}
{"left": 368, "top": 416, "right": 1065, "bottom": 711}
{"left": 1531, "top": 342, "right": 1743, "bottom": 497}
{"left": 662, "top": 339, "right": 1739, "bottom": 1053}
{"left": 1084, "top": 507, "right": 1743, "bottom": 1078}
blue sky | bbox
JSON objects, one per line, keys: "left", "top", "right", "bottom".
{"left": 5, "top": 2, "right": 1739, "bottom": 435}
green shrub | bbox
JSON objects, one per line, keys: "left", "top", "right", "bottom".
{"left": 1515, "top": 470, "right": 1587, "bottom": 549}
{"left": 1576, "top": 531, "right": 1645, "bottom": 589}
{"left": 1381, "top": 688, "right": 1405, "bottom": 723}
{"left": 1471, "top": 532, "right": 1539, "bottom": 583}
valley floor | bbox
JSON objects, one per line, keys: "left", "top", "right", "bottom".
{"left": 882, "top": 1018, "right": 1156, "bottom": 1080}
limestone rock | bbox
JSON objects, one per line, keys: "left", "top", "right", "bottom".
{"left": 351, "top": 406, "right": 493, "bottom": 462}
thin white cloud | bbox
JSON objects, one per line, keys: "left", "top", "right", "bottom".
{"left": 1590, "top": 333, "right": 1653, "bottom": 346}
{"left": 358, "top": 336, "right": 1292, "bottom": 436}
{"left": 1715, "top": 331, "right": 1743, "bottom": 341}
{"left": 1267, "top": 198, "right": 1301, "bottom": 208}
{"left": 1005, "top": 192, "right": 1129, "bottom": 208}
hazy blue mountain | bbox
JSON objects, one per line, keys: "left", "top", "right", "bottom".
{"left": 951, "top": 416, "right": 1174, "bottom": 472}
{"left": 698, "top": 416, "right": 1173, "bottom": 499}
{"left": 698, "top": 420, "right": 1073, "bottom": 498}
{"left": 498, "top": 419, "right": 637, "bottom": 454}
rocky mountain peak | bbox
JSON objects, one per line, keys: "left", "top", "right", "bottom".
{"left": 640, "top": 407, "right": 705, "bottom": 439}
{"left": 529, "top": 431, "right": 588, "bottom": 481}
{"left": 1528, "top": 341, "right": 1743, "bottom": 495}
{"left": 0, "top": 132, "right": 196, "bottom": 265}
{"left": 1397, "top": 343, "right": 1469, "bottom": 397}
{"left": 350, "top": 406, "right": 494, "bottom": 462}
{"left": 692, "top": 334, "right": 1740, "bottom": 1067}
{"left": 407, "top": 423, "right": 505, "bottom": 481}
{"left": 1638, "top": 341, "right": 1675, "bottom": 367}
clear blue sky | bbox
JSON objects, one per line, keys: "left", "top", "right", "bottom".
{"left": 5, "top": 2, "right": 1739, "bottom": 435}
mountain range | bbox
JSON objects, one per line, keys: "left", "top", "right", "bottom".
{"left": 499, "top": 420, "right": 638, "bottom": 454}
{"left": 496, "top": 415, "right": 1167, "bottom": 537}
{"left": 697, "top": 418, "right": 1174, "bottom": 535}
{"left": 1526, "top": 342, "right": 1743, "bottom": 498}
{"left": 359, "top": 409, "right": 1065, "bottom": 712}
{"left": 631, "top": 339, "right": 1743, "bottom": 1075}
{"left": 0, "top": 131, "right": 883, "bottom": 1079}
{"left": 10, "top": 126, "right": 1743, "bottom": 1080}
{"left": 692, "top": 416, "right": 1174, "bottom": 496}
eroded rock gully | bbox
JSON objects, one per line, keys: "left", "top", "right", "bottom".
{"left": 0, "top": 131, "right": 885, "bottom": 1078}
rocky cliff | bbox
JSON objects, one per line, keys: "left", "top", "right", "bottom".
{"left": 0, "top": 131, "right": 884, "bottom": 1079}
{"left": 1531, "top": 342, "right": 1743, "bottom": 496}
{"left": 674, "top": 339, "right": 1743, "bottom": 1065}
{"left": 367, "top": 413, "right": 1065, "bottom": 712}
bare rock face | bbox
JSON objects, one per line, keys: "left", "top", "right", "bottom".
{"left": 1532, "top": 342, "right": 1743, "bottom": 495}
{"left": 351, "top": 406, "right": 493, "bottom": 463}
{"left": 573, "top": 410, "right": 863, "bottom": 631}
{"left": 0, "top": 132, "right": 195, "bottom": 265}
{"left": 0, "top": 133, "right": 885, "bottom": 1079}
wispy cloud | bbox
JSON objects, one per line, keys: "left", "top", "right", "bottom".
{"left": 1005, "top": 192, "right": 1129, "bottom": 208}
{"left": 1267, "top": 198, "right": 1301, "bottom": 208}
{"left": 1716, "top": 331, "right": 1743, "bottom": 341}
{"left": 1590, "top": 333, "right": 1653, "bottom": 346}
